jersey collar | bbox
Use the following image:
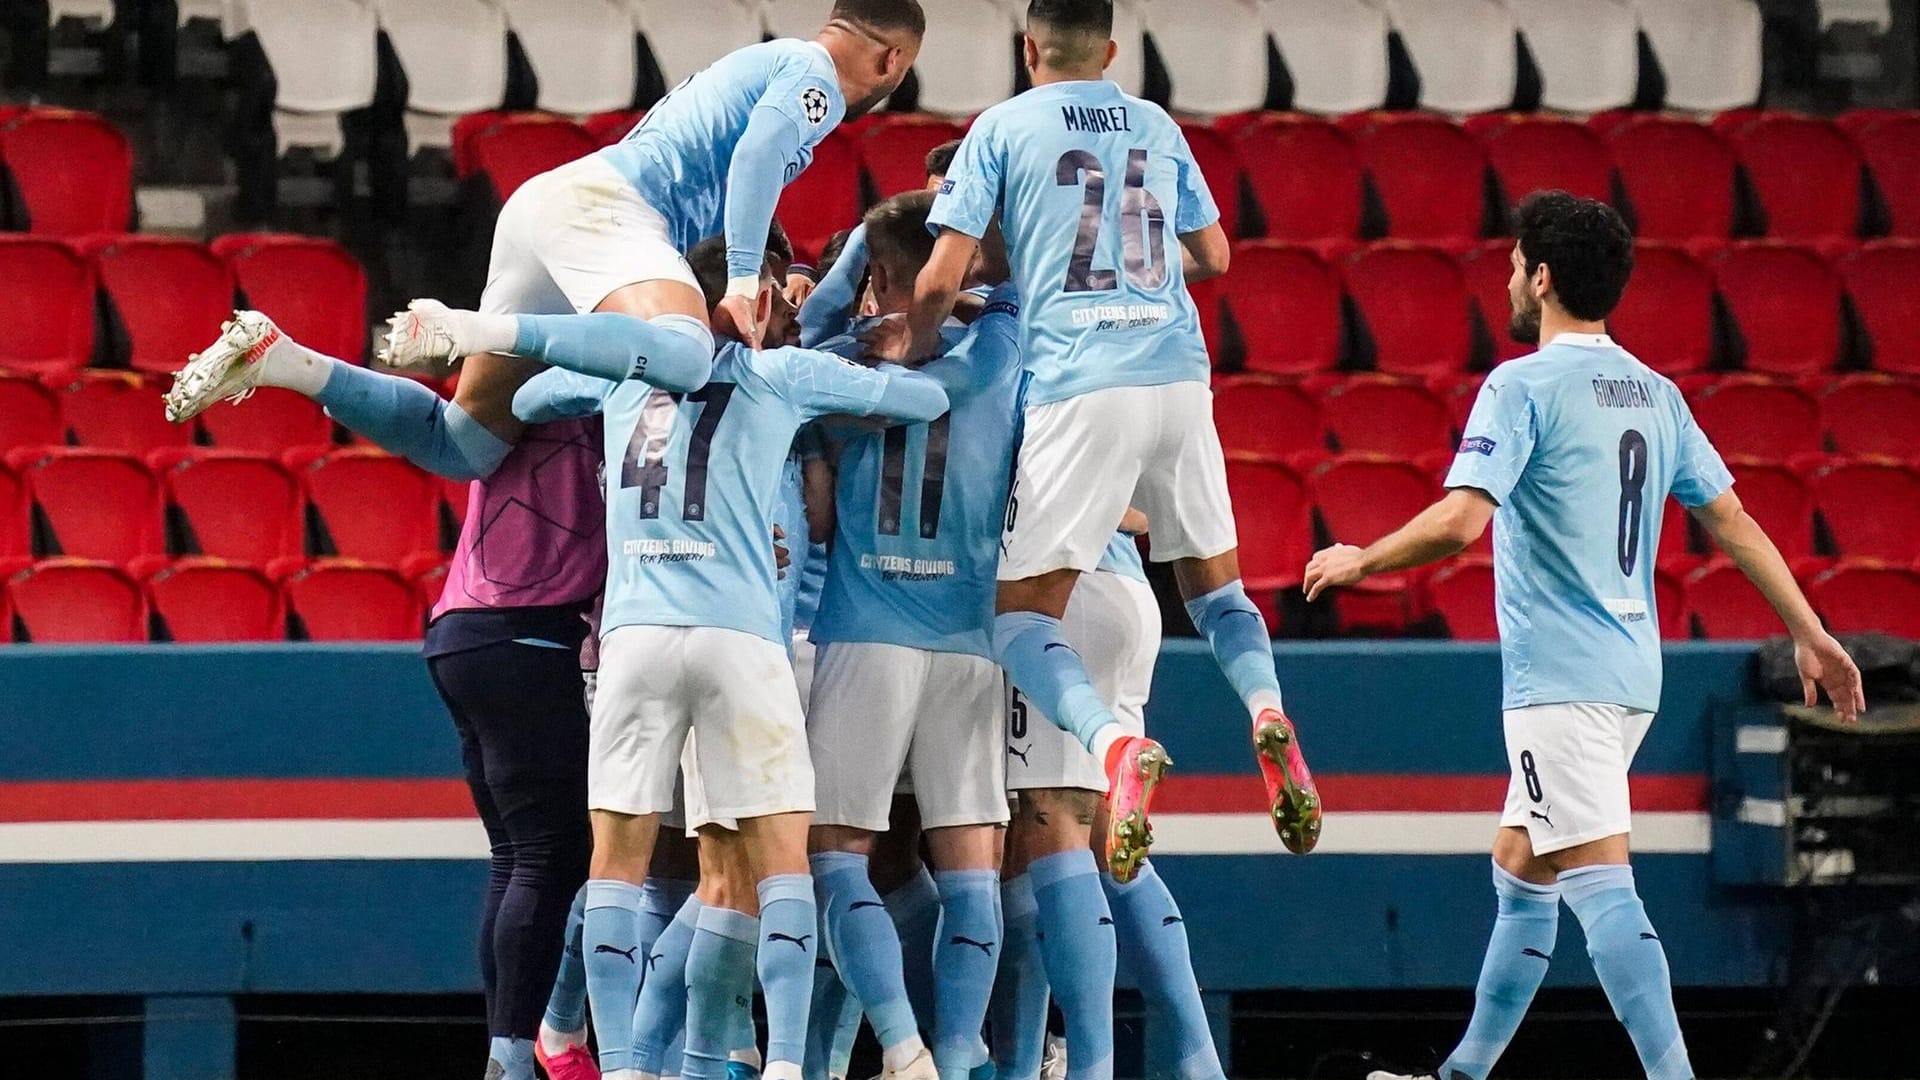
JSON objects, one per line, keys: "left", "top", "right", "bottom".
{"left": 1546, "top": 332, "right": 1616, "bottom": 349}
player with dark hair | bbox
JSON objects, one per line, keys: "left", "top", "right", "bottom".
{"left": 924, "top": 138, "right": 963, "bottom": 185}
{"left": 1305, "top": 191, "right": 1865, "bottom": 1080}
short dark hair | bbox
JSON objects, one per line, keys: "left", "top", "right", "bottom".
{"left": 1514, "top": 191, "right": 1635, "bottom": 322}
{"left": 1028, "top": 0, "right": 1114, "bottom": 37}
{"left": 864, "top": 190, "right": 938, "bottom": 272}
{"left": 816, "top": 228, "right": 856, "bottom": 282}
{"left": 688, "top": 223, "right": 795, "bottom": 309}
{"left": 831, "top": 0, "right": 926, "bottom": 38}
{"left": 924, "top": 139, "right": 962, "bottom": 182}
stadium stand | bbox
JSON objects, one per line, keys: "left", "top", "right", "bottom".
{"left": 914, "top": 0, "right": 1015, "bottom": 116}
{"left": 79, "top": 235, "right": 236, "bottom": 376}
{"left": 1607, "top": 243, "right": 1717, "bottom": 375}
{"left": 1631, "top": 0, "right": 1764, "bottom": 113}
{"left": 1820, "top": 375, "right": 1920, "bottom": 458}
{"left": 1845, "top": 109, "right": 1920, "bottom": 236}
{"left": 1813, "top": 460, "right": 1920, "bottom": 563}
{"left": 230, "top": 0, "right": 381, "bottom": 160}
{"left": 498, "top": 0, "right": 638, "bottom": 117}
{"left": 778, "top": 128, "right": 863, "bottom": 261}
{"left": 1506, "top": 0, "right": 1638, "bottom": 114}
{"left": 1234, "top": 114, "right": 1365, "bottom": 244}
{"left": 1471, "top": 114, "right": 1614, "bottom": 207}
{"left": 1714, "top": 242, "right": 1846, "bottom": 375}
{"left": 375, "top": 0, "right": 510, "bottom": 155}
{"left": 7, "top": 558, "right": 146, "bottom": 643}
{"left": 6, "top": 447, "right": 164, "bottom": 563}
{"left": 631, "top": 0, "right": 763, "bottom": 87}
{"left": 1687, "top": 377, "right": 1824, "bottom": 460}
{"left": 290, "top": 448, "right": 442, "bottom": 566}
{"left": 1608, "top": 116, "right": 1740, "bottom": 241}
{"left": 157, "top": 450, "right": 306, "bottom": 565}
{"left": 1725, "top": 459, "right": 1819, "bottom": 559}
{"left": 0, "top": 108, "right": 133, "bottom": 234}
{"left": 1346, "top": 111, "right": 1489, "bottom": 241}
{"left": 196, "top": 389, "right": 335, "bottom": 455}
{"left": 1427, "top": 555, "right": 1497, "bottom": 640}
{"left": 1318, "top": 376, "right": 1453, "bottom": 459}
{"left": 1838, "top": 240, "right": 1920, "bottom": 374}
{"left": 1724, "top": 112, "right": 1870, "bottom": 241}
{"left": 862, "top": 115, "right": 966, "bottom": 199}
{"left": 213, "top": 233, "right": 369, "bottom": 363}
{"left": 463, "top": 113, "right": 601, "bottom": 200}
{"left": 1218, "top": 242, "right": 1344, "bottom": 375}
{"left": 1810, "top": 560, "right": 1920, "bottom": 637}
{"left": 1380, "top": 0, "right": 1518, "bottom": 115}
{"left": 0, "top": 235, "right": 95, "bottom": 375}
{"left": 55, "top": 371, "right": 189, "bottom": 456}
{"left": 0, "top": 375, "right": 63, "bottom": 454}
{"left": 1460, "top": 239, "right": 1528, "bottom": 363}
{"left": 1211, "top": 376, "right": 1324, "bottom": 462}
{"left": 1155, "top": 0, "right": 1270, "bottom": 117}
{"left": 145, "top": 558, "right": 285, "bottom": 642}
{"left": 279, "top": 559, "right": 423, "bottom": 641}
{"left": 1344, "top": 243, "right": 1478, "bottom": 374}
{"left": 1684, "top": 559, "right": 1785, "bottom": 640}
{"left": 1223, "top": 455, "right": 1313, "bottom": 597}
{"left": 1261, "top": 0, "right": 1390, "bottom": 116}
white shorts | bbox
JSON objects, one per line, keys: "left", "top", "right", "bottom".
{"left": 1500, "top": 702, "right": 1655, "bottom": 855}
{"left": 482, "top": 154, "right": 700, "bottom": 318}
{"left": 790, "top": 633, "right": 817, "bottom": 715}
{"left": 807, "top": 642, "right": 1010, "bottom": 832}
{"left": 584, "top": 668, "right": 716, "bottom": 832}
{"left": 1007, "top": 571, "right": 1163, "bottom": 793}
{"left": 1000, "top": 382, "right": 1237, "bottom": 580}
{"left": 589, "top": 624, "right": 814, "bottom": 823}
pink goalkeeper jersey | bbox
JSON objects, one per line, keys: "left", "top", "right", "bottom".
{"left": 431, "top": 418, "right": 607, "bottom": 620}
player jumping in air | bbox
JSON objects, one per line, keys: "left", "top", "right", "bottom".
{"left": 1304, "top": 192, "right": 1865, "bottom": 1080}
{"left": 882, "top": 0, "right": 1322, "bottom": 880}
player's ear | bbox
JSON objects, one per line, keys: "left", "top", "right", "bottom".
{"left": 1102, "top": 38, "right": 1118, "bottom": 71}
{"left": 756, "top": 278, "right": 778, "bottom": 329}
{"left": 1532, "top": 262, "right": 1552, "bottom": 301}
{"left": 1022, "top": 34, "right": 1040, "bottom": 73}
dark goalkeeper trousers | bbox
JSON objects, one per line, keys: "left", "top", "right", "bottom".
{"left": 429, "top": 640, "right": 593, "bottom": 1040}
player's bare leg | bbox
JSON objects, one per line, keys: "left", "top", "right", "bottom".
{"left": 997, "top": 569, "right": 1171, "bottom": 882}
{"left": 1172, "top": 551, "right": 1321, "bottom": 854}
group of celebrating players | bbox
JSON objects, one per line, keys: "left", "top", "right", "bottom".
{"left": 162, "top": 3, "right": 1869, "bottom": 1080}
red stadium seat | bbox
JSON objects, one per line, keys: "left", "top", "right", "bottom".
{"left": 1714, "top": 243, "right": 1845, "bottom": 375}
{"left": 213, "top": 234, "right": 369, "bottom": 364}
{"left": 55, "top": 372, "right": 191, "bottom": 455}
{"left": 1728, "top": 113, "right": 1866, "bottom": 242}
{"left": 1320, "top": 376, "right": 1453, "bottom": 458}
{"left": 0, "top": 236, "right": 96, "bottom": 376}
{"left": 5, "top": 447, "right": 162, "bottom": 562}
{"left": 1683, "top": 560, "right": 1780, "bottom": 640}
{"left": 1178, "top": 122, "right": 1242, "bottom": 239}
{"left": 1471, "top": 114, "right": 1614, "bottom": 208}
{"left": 1655, "top": 565, "right": 1688, "bottom": 640}
{"left": 1427, "top": 555, "right": 1496, "bottom": 640}
{"left": 0, "top": 375, "right": 62, "bottom": 453}
{"left": 0, "top": 109, "right": 133, "bottom": 235}
{"left": 1687, "top": 377, "right": 1821, "bottom": 460}
{"left": 1846, "top": 112, "right": 1920, "bottom": 238}
{"left": 146, "top": 558, "right": 284, "bottom": 642}
{"left": 1188, "top": 276, "right": 1224, "bottom": 362}
{"left": 1607, "top": 244, "right": 1716, "bottom": 376}
{"left": 1726, "top": 459, "right": 1817, "bottom": 558}
{"left": 583, "top": 110, "right": 644, "bottom": 147}
{"left": 1220, "top": 243, "right": 1344, "bottom": 375}
{"left": 0, "top": 463, "right": 26, "bottom": 563}
{"left": 1235, "top": 115, "right": 1364, "bottom": 245}
{"left": 1311, "top": 455, "right": 1441, "bottom": 546}
{"left": 1809, "top": 560, "right": 1920, "bottom": 637}
{"left": 1224, "top": 457, "right": 1313, "bottom": 591}
{"left": 1461, "top": 239, "right": 1528, "bottom": 363}
{"left": 1609, "top": 116, "right": 1738, "bottom": 241}
{"left": 440, "top": 475, "right": 473, "bottom": 537}
{"left": 463, "top": 114, "right": 598, "bottom": 200}
{"left": 1345, "top": 243, "right": 1477, "bottom": 374}
{"left": 778, "top": 128, "right": 863, "bottom": 264}
{"left": 282, "top": 559, "right": 422, "bottom": 640}
{"left": 293, "top": 449, "right": 441, "bottom": 565}
{"left": 861, "top": 115, "right": 966, "bottom": 199}
{"left": 1213, "top": 377, "right": 1325, "bottom": 461}
{"left": 1348, "top": 113, "right": 1489, "bottom": 242}
{"left": 1813, "top": 461, "right": 1920, "bottom": 562}
{"left": 1837, "top": 241, "right": 1920, "bottom": 375}
{"left": 1819, "top": 375, "right": 1920, "bottom": 459}
{"left": 196, "top": 389, "right": 335, "bottom": 455}
{"left": 6, "top": 559, "right": 146, "bottom": 642}
{"left": 78, "top": 235, "right": 235, "bottom": 376}
{"left": 157, "top": 451, "right": 305, "bottom": 565}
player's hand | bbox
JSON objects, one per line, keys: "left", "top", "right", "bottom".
{"left": 859, "top": 314, "right": 914, "bottom": 365}
{"left": 784, "top": 274, "right": 817, "bottom": 311}
{"left": 716, "top": 294, "right": 763, "bottom": 350}
{"left": 1795, "top": 630, "right": 1866, "bottom": 723}
{"left": 773, "top": 524, "right": 791, "bottom": 580}
{"left": 1303, "top": 544, "right": 1368, "bottom": 602}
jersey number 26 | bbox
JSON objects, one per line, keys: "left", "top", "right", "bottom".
{"left": 1056, "top": 148, "right": 1167, "bottom": 294}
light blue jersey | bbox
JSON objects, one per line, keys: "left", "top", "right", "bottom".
{"left": 599, "top": 40, "right": 846, "bottom": 279}
{"left": 514, "top": 342, "right": 947, "bottom": 646}
{"left": 809, "top": 291, "right": 1025, "bottom": 658}
{"left": 774, "top": 435, "right": 832, "bottom": 639}
{"left": 1097, "top": 532, "right": 1146, "bottom": 583}
{"left": 929, "top": 80, "right": 1219, "bottom": 406}
{"left": 1446, "top": 334, "right": 1733, "bottom": 713}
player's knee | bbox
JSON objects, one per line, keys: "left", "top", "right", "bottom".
{"left": 810, "top": 823, "right": 878, "bottom": 857}
{"left": 1492, "top": 826, "right": 1554, "bottom": 884}
{"left": 642, "top": 312, "right": 716, "bottom": 392}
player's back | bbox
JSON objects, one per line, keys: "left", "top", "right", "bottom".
{"left": 810, "top": 320, "right": 1023, "bottom": 657}
{"left": 1465, "top": 336, "right": 1729, "bottom": 711}
{"left": 935, "top": 81, "right": 1217, "bottom": 405}
{"left": 598, "top": 39, "right": 844, "bottom": 250}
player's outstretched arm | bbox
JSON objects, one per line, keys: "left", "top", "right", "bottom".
{"left": 1692, "top": 490, "right": 1865, "bottom": 721}
{"left": 1303, "top": 488, "right": 1495, "bottom": 601}
{"left": 1178, "top": 223, "right": 1232, "bottom": 284}
{"left": 799, "top": 224, "right": 870, "bottom": 347}
{"left": 722, "top": 106, "right": 824, "bottom": 346}
{"left": 903, "top": 229, "right": 982, "bottom": 361}
{"left": 511, "top": 367, "right": 617, "bottom": 424}
{"left": 914, "top": 282, "right": 1020, "bottom": 404}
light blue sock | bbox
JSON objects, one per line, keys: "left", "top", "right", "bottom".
{"left": 1560, "top": 865, "right": 1692, "bottom": 1080}
{"left": 805, "top": 947, "right": 852, "bottom": 1080}
{"left": 543, "top": 885, "right": 590, "bottom": 1036}
{"left": 1182, "top": 582, "right": 1282, "bottom": 714}
{"left": 1103, "top": 864, "right": 1222, "bottom": 1080}
{"left": 686, "top": 905, "right": 760, "bottom": 1080}
{"left": 1439, "top": 863, "right": 1560, "bottom": 1080}
{"left": 1028, "top": 851, "right": 1115, "bottom": 1080}
{"left": 990, "top": 876, "right": 1048, "bottom": 1080}
{"left": 813, "top": 852, "right": 921, "bottom": 1053}
{"left": 933, "top": 870, "right": 1002, "bottom": 1080}
{"left": 583, "top": 879, "right": 646, "bottom": 1073}
{"left": 886, "top": 865, "right": 942, "bottom": 1036}
{"left": 828, "top": 982, "right": 862, "bottom": 1079}
{"left": 314, "top": 361, "right": 510, "bottom": 481}
{"left": 757, "top": 873, "right": 820, "bottom": 1070}
{"left": 490, "top": 1035, "right": 536, "bottom": 1080}
{"left": 993, "top": 611, "right": 1119, "bottom": 754}
{"left": 634, "top": 895, "right": 705, "bottom": 1075}
{"left": 513, "top": 311, "right": 714, "bottom": 391}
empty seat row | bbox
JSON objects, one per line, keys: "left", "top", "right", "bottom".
{"left": 0, "top": 108, "right": 133, "bottom": 236}
{"left": 3, "top": 556, "right": 434, "bottom": 643}
{"left": 0, "top": 372, "right": 343, "bottom": 457}
{"left": 0, "top": 232, "right": 368, "bottom": 376}
{"left": 0, "top": 447, "right": 461, "bottom": 569}
{"left": 1202, "top": 238, "right": 1920, "bottom": 377}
